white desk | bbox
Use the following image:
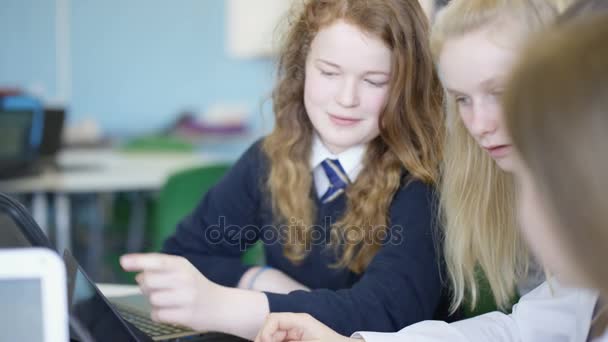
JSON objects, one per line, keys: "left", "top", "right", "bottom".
{"left": 98, "top": 283, "right": 142, "bottom": 298}
{"left": 0, "top": 148, "right": 228, "bottom": 255}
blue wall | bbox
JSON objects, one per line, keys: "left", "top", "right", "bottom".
{"left": 0, "top": 0, "right": 276, "bottom": 137}
{"left": 0, "top": 0, "right": 57, "bottom": 100}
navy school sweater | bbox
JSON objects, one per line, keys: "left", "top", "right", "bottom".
{"left": 163, "top": 139, "right": 453, "bottom": 336}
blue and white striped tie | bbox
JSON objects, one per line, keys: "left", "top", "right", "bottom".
{"left": 320, "top": 159, "right": 349, "bottom": 203}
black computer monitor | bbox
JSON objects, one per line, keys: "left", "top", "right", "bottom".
{"left": 40, "top": 107, "right": 66, "bottom": 159}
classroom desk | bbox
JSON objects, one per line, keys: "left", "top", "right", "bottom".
{"left": 0, "top": 148, "right": 228, "bottom": 256}
{"left": 98, "top": 282, "right": 142, "bottom": 297}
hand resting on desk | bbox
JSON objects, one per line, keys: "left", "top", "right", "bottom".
{"left": 255, "top": 313, "right": 354, "bottom": 342}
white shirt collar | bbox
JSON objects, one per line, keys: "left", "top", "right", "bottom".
{"left": 310, "top": 134, "right": 366, "bottom": 197}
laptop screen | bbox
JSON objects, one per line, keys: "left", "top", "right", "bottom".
{"left": 0, "top": 278, "right": 44, "bottom": 341}
{"left": 0, "top": 110, "right": 33, "bottom": 160}
{"left": 63, "top": 251, "right": 143, "bottom": 341}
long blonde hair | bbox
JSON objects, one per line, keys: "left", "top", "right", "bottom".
{"left": 263, "top": 0, "right": 444, "bottom": 273}
{"left": 431, "top": 0, "right": 562, "bottom": 312}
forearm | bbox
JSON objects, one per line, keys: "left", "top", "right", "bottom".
{"left": 206, "top": 285, "right": 270, "bottom": 340}
{"left": 238, "top": 267, "right": 310, "bottom": 294}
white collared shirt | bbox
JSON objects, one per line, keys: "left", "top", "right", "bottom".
{"left": 352, "top": 279, "right": 598, "bottom": 342}
{"left": 310, "top": 134, "right": 366, "bottom": 198}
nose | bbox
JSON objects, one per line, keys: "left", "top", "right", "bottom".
{"left": 468, "top": 100, "right": 499, "bottom": 139}
{"left": 335, "top": 78, "right": 360, "bottom": 108}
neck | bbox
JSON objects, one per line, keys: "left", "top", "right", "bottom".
{"left": 323, "top": 142, "right": 347, "bottom": 155}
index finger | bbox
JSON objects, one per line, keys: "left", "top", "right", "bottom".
{"left": 120, "top": 253, "right": 181, "bottom": 272}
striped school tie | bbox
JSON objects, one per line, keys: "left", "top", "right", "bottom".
{"left": 320, "top": 158, "right": 350, "bottom": 203}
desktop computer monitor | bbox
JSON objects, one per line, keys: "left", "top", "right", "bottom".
{"left": 40, "top": 107, "right": 66, "bottom": 160}
{"left": 0, "top": 109, "right": 33, "bottom": 158}
{"left": 0, "top": 96, "right": 44, "bottom": 178}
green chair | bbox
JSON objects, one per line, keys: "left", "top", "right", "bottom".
{"left": 149, "top": 164, "right": 265, "bottom": 266}
{"left": 121, "top": 135, "right": 195, "bottom": 153}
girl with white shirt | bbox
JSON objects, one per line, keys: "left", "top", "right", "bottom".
{"left": 505, "top": 12, "right": 608, "bottom": 341}
{"left": 254, "top": 1, "right": 599, "bottom": 342}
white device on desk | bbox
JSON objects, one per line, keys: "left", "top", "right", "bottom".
{"left": 0, "top": 248, "right": 68, "bottom": 342}
{"left": 0, "top": 193, "right": 243, "bottom": 342}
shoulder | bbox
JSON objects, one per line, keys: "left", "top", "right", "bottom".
{"left": 392, "top": 176, "right": 437, "bottom": 208}
{"left": 207, "top": 137, "right": 270, "bottom": 201}
{"left": 228, "top": 137, "right": 270, "bottom": 176}
{"left": 387, "top": 176, "right": 438, "bottom": 231}
{"left": 239, "top": 137, "right": 267, "bottom": 165}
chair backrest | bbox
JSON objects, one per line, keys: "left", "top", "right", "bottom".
{"left": 150, "top": 164, "right": 231, "bottom": 252}
{"left": 0, "top": 193, "right": 53, "bottom": 249}
{"left": 463, "top": 270, "right": 520, "bottom": 318}
{"left": 150, "top": 163, "right": 265, "bottom": 265}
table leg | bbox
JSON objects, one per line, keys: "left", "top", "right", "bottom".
{"left": 83, "top": 193, "right": 106, "bottom": 280}
{"left": 31, "top": 192, "right": 48, "bottom": 236}
{"left": 55, "top": 193, "right": 71, "bottom": 253}
{"left": 126, "top": 192, "right": 147, "bottom": 253}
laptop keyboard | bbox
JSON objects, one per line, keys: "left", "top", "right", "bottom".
{"left": 114, "top": 301, "right": 195, "bottom": 338}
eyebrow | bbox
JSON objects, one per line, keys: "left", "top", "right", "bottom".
{"left": 445, "top": 88, "right": 467, "bottom": 97}
{"left": 445, "top": 76, "right": 507, "bottom": 97}
{"left": 316, "top": 58, "right": 340, "bottom": 68}
{"left": 315, "top": 58, "right": 390, "bottom": 76}
{"left": 480, "top": 76, "right": 507, "bottom": 90}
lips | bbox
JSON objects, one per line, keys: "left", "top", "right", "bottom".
{"left": 328, "top": 113, "right": 362, "bottom": 127}
{"left": 483, "top": 144, "right": 512, "bottom": 158}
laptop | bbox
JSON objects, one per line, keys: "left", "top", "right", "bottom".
{"left": 0, "top": 248, "right": 69, "bottom": 342}
{"left": 63, "top": 249, "right": 216, "bottom": 341}
{"left": 0, "top": 193, "right": 247, "bottom": 342}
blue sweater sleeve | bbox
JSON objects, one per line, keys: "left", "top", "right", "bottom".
{"left": 161, "top": 141, "right": 265, "bottom": 287}
{"left": 265, "top": 180, "right": 442, "bottom": 336}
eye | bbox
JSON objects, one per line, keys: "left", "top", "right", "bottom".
{"left": 491, "top": 89, "right": 505, "bottom": 98}
{"left": 320, "top": 69, "right": 338, "bottom": 77}
{"left": 364, "top": 79, "right": 388, "bottom": 88}
{"left": 455, "top": 95, "right": 471, "bottom": 106}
